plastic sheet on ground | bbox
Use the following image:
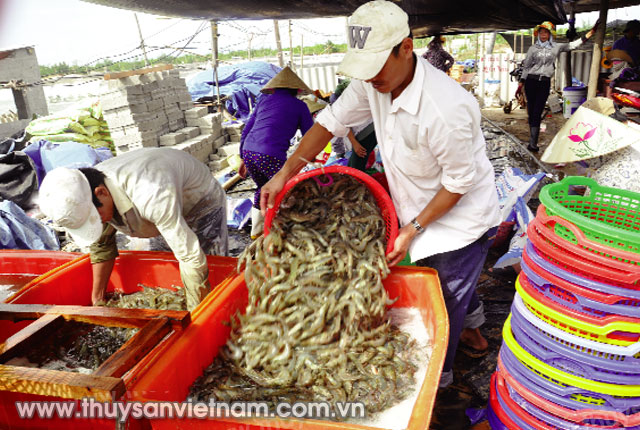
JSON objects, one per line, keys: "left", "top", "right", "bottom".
{"left": 0, "top": 151, "right": 38, "bottom": 211}
{"left": 226, "top": 198, "right": 252, "bottom": 229}
{"left": 187, "top": 62, "right": 281, "bottom": 120}
{"left": 23, "top": 140, "right": 113, "bottom": 186}
{"left": 495, "top": 167, "right": 546, "bottom": 223}
{"left": 0, "top": 201, "right": 59, "bottom": 250}
{"left": 494, "top": 197, "right": 533, "bottom": 269}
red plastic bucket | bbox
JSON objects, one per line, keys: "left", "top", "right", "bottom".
{"left": 263, "top": 166, "right": 398, "bottom": 255}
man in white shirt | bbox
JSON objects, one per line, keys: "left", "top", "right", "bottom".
{"left": 260, "top": 0, "right": 500, "bottom": 417}
{"left": 39, "top": 148, "right": 228, "bottom": 311}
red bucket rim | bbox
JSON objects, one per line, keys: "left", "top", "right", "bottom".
{"left": 263, "top": 165, "right": 398, "bottom": 255}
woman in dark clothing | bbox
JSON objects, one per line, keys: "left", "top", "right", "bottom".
{"left": 517, "top": 21, "right": 597, "bottom": 151}
{"left": 238, "top": 66, "right": 313, "bottom": 237}
{"left": 422, "top": 35, "right": 455, "bottom": 73}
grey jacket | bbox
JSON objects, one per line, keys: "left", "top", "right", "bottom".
{"left": 521, "top": 38, "right": 584, "bottom": 80}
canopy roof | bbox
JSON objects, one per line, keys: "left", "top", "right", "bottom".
{"left": 84, "top": 0, "right": 640, "bottom": 36}
{"left": 84, "top": 0, "right": 567, "bottom": 36}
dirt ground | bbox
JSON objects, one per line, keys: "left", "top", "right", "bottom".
{"left": 481, "top": 106, "right": 585, "bottom": 179}
{"left": 481, "top": 106, "right": 567, "bottom": 150}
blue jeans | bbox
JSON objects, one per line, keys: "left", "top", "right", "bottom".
{"left": 415, "top": 226, "right": 497, "bottom": 384}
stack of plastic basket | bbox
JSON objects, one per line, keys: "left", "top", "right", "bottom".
{"left": 489, "top": 176, "right": 640, "bottom": 430}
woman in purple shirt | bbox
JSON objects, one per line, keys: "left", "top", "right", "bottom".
{"left": 239, "top": 66, "right": 314, "bottom": 237}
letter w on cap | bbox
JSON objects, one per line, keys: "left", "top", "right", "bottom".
{"left": 349, "top": 26, "right": 372, "bottom": 49}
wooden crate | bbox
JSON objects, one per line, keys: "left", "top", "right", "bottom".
{"left": 0, "top": 304, "right": 189, "bottom": 401}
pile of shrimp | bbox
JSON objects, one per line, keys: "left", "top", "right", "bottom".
{"left": 189, "top": 173, "right": 419, "bottom": 415}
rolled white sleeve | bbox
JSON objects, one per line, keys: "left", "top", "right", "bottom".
{"left": 431, "top": 124, "right": 478, "bottom": 195}
{"left": 316, "top": 79, "right": 373, "bottom": 138}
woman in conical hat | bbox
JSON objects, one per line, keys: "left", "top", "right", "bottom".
{"left": 239, "top": 66, "right": 314, "bottom": 238}
{"left": 517, "top": 20, "right": 598, "bottom": 152}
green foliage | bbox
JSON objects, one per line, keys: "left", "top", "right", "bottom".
{"left": 39, "top": 42, "right": 352, "bottom": 78}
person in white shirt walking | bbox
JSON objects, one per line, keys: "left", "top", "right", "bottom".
{"left": 38, "top": 148, "right": 228, "bottom": 311}
{"left": 259, "top": 1, "right": 500, "bottom": 425}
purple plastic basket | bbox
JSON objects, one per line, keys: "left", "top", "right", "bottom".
{"left": 487, "top": 401, "right": 510, "bottom": 430}
{"left": 511, "top": 300, "right": 640, "bottom": 377}
{"left": 504, "top": 379, "right": 640, "bottom": 430}
{"left": 526, "top": 240, "right": 640, "bottom": 300}
{"left": 523, "top": 244, "right": 640, "bottom": 319}
{"left": 513, "top": 292, "right": 640, "bottom": 368}
{"left": 499, "top": 342, "right": 640, "bottom": 415}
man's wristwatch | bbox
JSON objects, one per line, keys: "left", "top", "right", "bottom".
{"left": 410, "top": 217, "right": 425, "bottom": 234}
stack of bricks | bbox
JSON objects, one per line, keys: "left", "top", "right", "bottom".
{"left": 101, "top": 69, "right": 219, "bottom": 163}
{"left": 162, "top": 106, "right": 222, "bottom": 166}
{"left": 206, "top": 122, "right": 245, "bottom": 172}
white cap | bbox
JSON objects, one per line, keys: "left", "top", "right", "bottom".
{"left": 38, "top": 167, "right": 103, "bottom": 247}
{"left": 337, "top": 0, "right": 410, "bottom": 81}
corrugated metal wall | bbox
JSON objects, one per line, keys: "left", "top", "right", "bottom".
{"left": 300, "top": 65, "right": 340, "bottom": 93}
{"left": 555, "top": 50, "right": 592, "bottom": 91}
{"left": 477, "top": 50, "right": 594, "bottom": 107}
{"left": 296, "top": 49, "right": 596, "bottom": 98}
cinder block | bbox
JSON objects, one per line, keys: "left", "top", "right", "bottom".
{"left": 113, "top": 134, "right": 157, "bottom": 148}
{"left": 141, "top": 81, "right": 161, "bottom": 93}
{"left": 212, "top": 135, "right": 226, "bottom": 150}
{"left": 223, "top": 123, "right": 244, "bottom": 136}
{"left": 217, "top": 143, "right": 241, "bottom": 157}
{"left": 100, "top": 92, "right": 149, "bottom": 110}
{"left": 179, "top": 101, "right": 194, "bottom": 111}
{"left": 167, "top": 120, "right": 180, "bottom": 132}
{"left": 136, "top": 118, "right": 162, "bottom": 132}
{"left": 109, "top": 126, "right": 127, "bottom": 138}
{"left": 187, "top": 113, "right": 222, "bottom": 132}
{"left": 159, "top": 132, "right": 187, "bottom": 146}
{"left": 146, "top": 99, "right": 164, "bottom": 112}
{"left": 167, "top": 110, "right": 184, "bottom": 122}
{"left": 184, "top": 106, "right": 208, "bottom": 119}
{"left": 179, "top": 126, "right": 200, "bottom": 139}
{"left": 228, "top": 134, "right": 241, "bottom": 143}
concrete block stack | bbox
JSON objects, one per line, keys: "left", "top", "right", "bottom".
{"left": 101, "top": 69, "right": 196, "bottom": 154}
{"left": 223, "top": 122, "right": 244, "bottom": 144}
{"left": 100, "top": 69, "right": 251, "bottom": 173}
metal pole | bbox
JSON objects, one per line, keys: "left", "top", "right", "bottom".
{"left": 134, "top": 13, "right": 150, "bottom": 67}
{"left": 274, "top": 20, "right": 285, "bottom": 68}
{"left": 587, "top": 0, "right": 609, "bottom": 100}
{"left": 300, "top": 34, "right": 304, "bottom": 71}
{"left": 289, "top": 20, "right": 294, "bottom": 69}
{"left": 474, "top": 33, "right": 479, "bottom": 71}
{"left": 210, "top": 20, "right": 222, "bottom": 112}
{"left": 248, "top": 33, "right": 253, "bottom": 61}
{"left": 565, "top": 3, "right": 576, "bottom": 89}
{"left": 520, "top": 31, "right": 523, "bottom": 54}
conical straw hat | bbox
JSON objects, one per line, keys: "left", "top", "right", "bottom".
{"left": 261, "top": 66, "right": 312, "bottom": 95}
{"left": 606, "top": 49, "right": 634, "bottom": 64}
{"left": 541, "top": 100, "right": 640, "bottom": 163}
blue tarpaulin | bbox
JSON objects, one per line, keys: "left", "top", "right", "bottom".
{"left": 187, "top": 61, "right": 281, "bottom": 120}
{"left": 23, "top": 140, "right": 113, "bottom": 186}
{"left": 0, "top": 201, "right": 59, "bottom": 250}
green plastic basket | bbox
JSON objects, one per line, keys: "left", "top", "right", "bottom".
{"left": 539, "top": 176, "right": 640, "bottom": 254}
